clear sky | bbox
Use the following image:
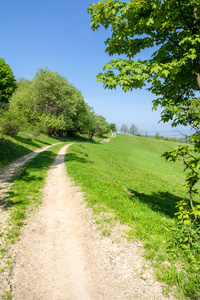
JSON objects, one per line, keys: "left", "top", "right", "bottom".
{"left": 0, "top": 0, "right": 192, "bottom": 136}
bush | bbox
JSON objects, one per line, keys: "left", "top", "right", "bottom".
{"left": 0, "top": 110, "right": 26, "bottom": 137}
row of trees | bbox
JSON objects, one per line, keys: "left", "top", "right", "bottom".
{"left": 120, "top": 126, "right": 180, "bottom": 142}
{"left": 120, "top": 123, "right": 148, "bottom": 136}
{"left": 0, "top": 60, "right": 115, "bottom": 139}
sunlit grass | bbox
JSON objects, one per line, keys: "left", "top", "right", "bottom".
{"left": 66, "top": 134, "right": 200, "bottom": 299}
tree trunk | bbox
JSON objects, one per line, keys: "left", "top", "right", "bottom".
{"left": 193, "top": 7, "right": 200, "bottom": 90}
{"left": 193, "top": 59, "right": 200, "bottom": 90}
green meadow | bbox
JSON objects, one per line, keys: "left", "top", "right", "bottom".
{"left": 0, "top": 132, "right": 200, "bottom": 299}
{"left": 66, "top": 134, "right": 200, "bottom": 299}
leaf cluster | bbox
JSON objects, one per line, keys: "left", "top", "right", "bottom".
{"left": 0, "top": 58, "right": 17, "bottom": 108}
{"left": 88, "top": 0, "right": 200, "bottom": 124}
{"left": 2, "top": 68, "right": 110, "bottom": 139}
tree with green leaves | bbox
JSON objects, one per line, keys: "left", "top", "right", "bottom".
{"left": 0, "top": 58, "right": 17, "bottom": 109}
{"left": 88, "top": 1, "right": 200, "bottom": 274}
{"left": 88, "top": 1, "right": 200, "bottom": 210}
{"left": 88, "top": 0, "right": 200, "bottom": 136}
{"left": 88, "top": 1, "right": 200, "bottom": 101}
{"left": 86, "top": 109, "right": 110, "bottom": 139}
{"left": 109, "top": 122, "right": 117, "bottom": 132}
{"left": 8, "top": 69, "right": 88, "bottom": 137}
{"left": 120, "top": 124, "right": 128, "bottom": 134}
{"left": 154, "top": 132, "right": 160, "bottom": 140}
{"left": 129, "top": 123, "right": 138, "bottom": 135}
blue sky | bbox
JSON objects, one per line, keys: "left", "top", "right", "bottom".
{"left": 1, "top": 0, "right": 192, "bottom": 136}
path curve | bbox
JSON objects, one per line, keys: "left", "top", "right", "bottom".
{"left": 0, "top": 142, "right": 63, "bottom": 203}
{"left": 10, "top": 144, "right": 176, "bottom": 300}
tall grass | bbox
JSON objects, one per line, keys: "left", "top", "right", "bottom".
{"left": 66, "top": 134, "right": 200, "bottom": 299}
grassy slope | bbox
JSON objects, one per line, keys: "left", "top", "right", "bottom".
{"left": 0, "top": 132, "right": 64, "bottom": 169}
{"left": 0, "top": 132, "right": 92, "bottom": 170}
{"left": 66, "top": 134, "right": 200, "bottom": 299}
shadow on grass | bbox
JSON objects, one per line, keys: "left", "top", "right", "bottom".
{"left": 1, "top": 150, "right": 56, "bottom": 211}
{"left": 0, "top": 138, "right": 31, "bottom": 168}
{"left": 15, "top": 136, "right": 46, "bottom": 148}
{"left": 1, "top": 190, "right": 24, "bottom": 209}
{"left": 65, "top": 153, "right": 94, "bottom": 164}
{"left": 126, "top": 189, "right": 198, "bottom": 219}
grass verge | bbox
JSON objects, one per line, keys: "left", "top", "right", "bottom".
{"left": 66, "top": 134, "right": 200, "bottom": 299}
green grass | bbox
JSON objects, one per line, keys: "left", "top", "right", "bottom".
{"left": 1, "top": 143, "right": 68, "bottom": 244}
{"left": 0, "top": 131, "right": 96, "bottom": 170}
{"left": 66, "top": 134, "right": 200, "bottom": 299}
{"left": 0, "top": 132, "right": 64, "bottom": 169}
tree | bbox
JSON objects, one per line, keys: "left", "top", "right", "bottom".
{"left": 154, "top": 132, "right": 160, "bottom": 140}
{"left": 86, "top": 109, "right": 110, "bottom": 139}
{"left": 88, "top": 1, "right": 200, "bottom": 209}
{"left": 88, "top": 1, "right": 200, "bottom": 274}
{"left": 8, "top": 69, "right": 88, "bottom": 137}
{"left": 109, "top": 122, "right": 117, "bottom": 132}
{"left": 0, "top": 58, "right": 17, "bottom": 109}
{"left": 88, "top": 1, "right": 200, "bottom": 99}
{"left": 129, "top": 124, "right": 138, "bottom": 135}
{"left": 88, "top": 1, "right": 200, "bottom": 131}
{"left": 120, "top": 124, "right": 128, "bottom": 134}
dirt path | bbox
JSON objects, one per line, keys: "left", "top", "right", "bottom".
{"left": 0, "top": 143, "right": 63, "bottom": 203}
{"left": 10, "top": 144, "right": 175, "bottom": 299}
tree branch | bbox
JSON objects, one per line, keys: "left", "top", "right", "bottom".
{"left": 177, "top": 0, "right": 193, "bottom": 31}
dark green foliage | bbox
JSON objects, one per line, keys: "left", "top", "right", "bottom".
{"left": 8, "top": 69, "right": 89, "bottom": 137}
{"left": 0, "top": 58, "right": 17, "bottom": 108}
{"left": 85, "top": 112, "right": 110, "bottom": 139}
{"left": 4, "top": 69, "right": 111, "bottom": 139}
{"left": 109, "top": 123, "right": 117, "bottom": 132}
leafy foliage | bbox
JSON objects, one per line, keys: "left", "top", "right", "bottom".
{"left": 109, "top": 122, "right": 117, "bottom": 132}
{"left": 85, "top": 111, "right": 110, "bottom": 139}
{"left": 4, "top": 68, "right": 110, "bottom": 139}
{"left": 0, "top": 109, "right": 27, "bottom": 137}
{"left": 0, "top": 58, "right": 17, "bottom": 108}
{"left": 88, "top": 0, "right": 200, "bottom": 133}
{"left": 88, "top": 1, "right": 200, "bottom": 102}
{"left": 8, "top": 69, "right": 89, "bottom": 137}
